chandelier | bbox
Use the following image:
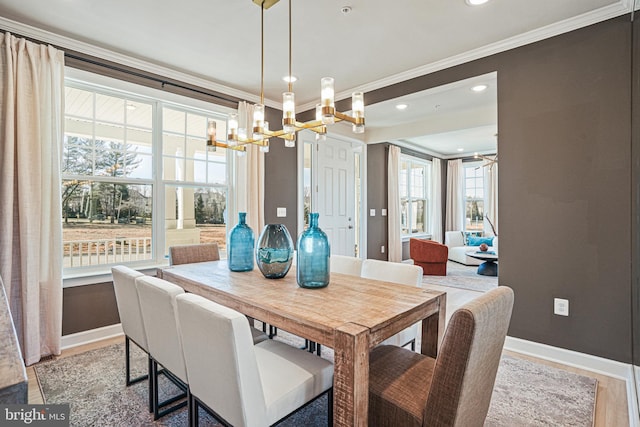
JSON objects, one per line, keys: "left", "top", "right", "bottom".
{"left": 207, "top": 0, "right": 365, "bottom": 153}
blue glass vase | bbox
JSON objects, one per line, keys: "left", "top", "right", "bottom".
{"left": 228, "top": 212, "right": 254, "bottom": 272}
{"left": 256, "top": 224, "right": 294, "bottom": 279}
{"left": 296, "top": 213, "right": 330, "bottom": 288}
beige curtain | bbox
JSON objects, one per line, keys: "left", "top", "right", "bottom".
{"left": 430, "top": 158, "right": 443, "bottom": 243}
{"left": 445, "top": 159, "right": 464, "bottom": 231}
{"left": 388, "top": 145, "right": 402, "bottom": 262}
{"left": 0, "top": 33, "right": 65, "bottom": 365}
{"left": 235, "top": 101, "right": 264, "bottom": 235}
{"left": 484, "top": 163, "right": 498, "bottom": 236}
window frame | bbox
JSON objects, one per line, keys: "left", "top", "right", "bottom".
{"left": 399, "top": 155, "right": 432, "bottom": 239}
{"left": 62, "top": 75, "right": 235, "bottom": 282}
{"left": 463, "top": 161, "right": 485, "bottom": 236}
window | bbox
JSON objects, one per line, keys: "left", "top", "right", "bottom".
{"left": 62, "top": 83, "right": 231, "bottom": 272}
{"left": 400, "top": 156, "right": 431, "bottom": 237}
{"left": 464, "top": 162, "right": 484, "bottom": 234}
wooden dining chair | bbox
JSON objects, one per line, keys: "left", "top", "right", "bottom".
{"left": 361, "top": 259, "right": 423, "bottom": 350}
{"left": 176, "top": 292, "right": 334, "bottom": 427}
{"left": 168, "top": 243, "right": 220, "bottom": 266}
{"left": 169, "top": 242, "right": 268, "bottom": 343}
{"left": 368, "top": 286, "right": 514, "bottom": 427}
{"left": 111, "top": 266, "right": 153, "bottom": 412}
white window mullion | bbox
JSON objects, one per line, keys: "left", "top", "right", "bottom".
{"left": 152, "top": 101, "right": 165, "bottom": 263}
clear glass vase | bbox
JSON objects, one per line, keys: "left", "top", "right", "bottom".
{"left": 256, "top": 224, "right": 294, "bottom": 279}
{"left": 296, "top": 213, "right": 330, "bottom": 288}
{"left": 228, "top": 212, "right": 254, "bottom": 272}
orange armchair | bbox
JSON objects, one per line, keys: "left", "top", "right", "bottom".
{"left": 410, "top": 238, "right": 448, "bottom": 276}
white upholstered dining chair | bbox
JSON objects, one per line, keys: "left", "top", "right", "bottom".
{"left": 176, "top": 292, "right": 334, "bottom": 427}
{"left": 361, "top": 259, "right": 423, "bottom": 350}
{"left": 135, "top": 276, "right": 189, "bottom": 420}
{"left": 111, "top": 266, "right": 153, "bottom": 412}
{"left": 330, "top": 254, "right": 363, "bottom": 276}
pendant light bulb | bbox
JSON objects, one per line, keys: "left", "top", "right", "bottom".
{"left": 321, "top": 77, "right": 335, "bottom": 124}
{"left": 283, "top": 92, "right": 296, "bottom": 134}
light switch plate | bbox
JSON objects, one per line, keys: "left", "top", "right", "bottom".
{"left": 381, "top": 209, "right": 387, "bottom": 216}
{"left": 276, "top": 207, "right": 287, "bottom": 217}
{"left": 554, "top": 298, "right": 569, "bottom": 316}
{"left": 369, "top": 209, "right": 376, "bottom": 217}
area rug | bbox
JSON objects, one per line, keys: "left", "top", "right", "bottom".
{"left": 422, "top": 261, "right": 498, "bottom": 292}
{"left": 35, "top": 340, "right": 597, "bottom": 426}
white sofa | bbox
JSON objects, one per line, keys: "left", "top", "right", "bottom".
{"left": 444, "top": 231, "right": 498, "bottom": 266}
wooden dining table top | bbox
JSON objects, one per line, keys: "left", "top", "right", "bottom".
{"left": 159, "top": 260, "right": 445, "bottom": 349}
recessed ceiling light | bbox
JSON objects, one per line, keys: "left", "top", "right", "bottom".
{"left": 465, "top": 0, "right": 490, "bottom": 5}
{"left": 395, "top": 104, "right": 408, "bottom": 110}
{"left": 457, "top": 148, "right": 464, "bottom": 152}
{"left": 471, "top": 84, "right": 488, "bottom": 92}
{"left": 282, "top": 75, "right": 297, "bottom": 83}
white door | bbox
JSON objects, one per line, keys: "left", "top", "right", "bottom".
{"left": 313, "top": 135, "right": 356, "bottom": 256}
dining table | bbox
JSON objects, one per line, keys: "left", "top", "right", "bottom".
{"left": 159, "top": 260, "right": 446, "bottom": 427}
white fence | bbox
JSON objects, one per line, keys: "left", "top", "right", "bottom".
{"left": 63, "top": 237, "right": 152, "bottom": 268}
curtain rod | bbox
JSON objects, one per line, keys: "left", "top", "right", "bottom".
{"left": 2, "top": 28, "right": 240, "bottom": 110}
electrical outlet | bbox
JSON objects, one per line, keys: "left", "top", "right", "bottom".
{"left": 370, "top": 209, "right": 376, "bottom": 217}
{"left": 554, "top": 298, "right": 569, "bottom": 316}
{"left": 381, "top": 209, "right": 387, "bottom": 216}
{"left": 381, "top": 245, "right": 385, "bottom": 253}
{"left": 276, "top": 207, "right": 286, "bottom": 217}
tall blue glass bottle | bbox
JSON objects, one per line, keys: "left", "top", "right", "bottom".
{"left": 228, "top": 212, "right": 254, "bottom": 272}
{"left": 296, "top": 213, "right": 330, "bottom": 288}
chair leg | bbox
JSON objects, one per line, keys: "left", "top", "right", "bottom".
{"left": 125, "top": 337, "right": 131, "bottom": 385}
{"left": 152, "top": 359, "right": 160, "bottom": 420}
{"left": 188, "top": 390, "right": 195, "bottom": 427}
{"left": 269, "top": 325, "right": 278, "bottom": 338}
{"left": 148, "top": 355, "right": 153, "bottom": 412}
{"left": 125, "top": 336, "right": 149, "bottom": 386}
{"left": 327, "top": 389, "right": 333, "bottom": 427}
{"left": 316, "top": 344, "right": 322, "bottom": 356}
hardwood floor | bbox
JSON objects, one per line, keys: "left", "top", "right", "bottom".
{"left": 27, "top": 285, "right": 631, "bottom": 426}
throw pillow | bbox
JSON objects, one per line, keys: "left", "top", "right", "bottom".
{"left": 468, "top": 236, "right": 494, "bottom": 247}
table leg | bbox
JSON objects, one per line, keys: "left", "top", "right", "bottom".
{"left": 334, "top": 323, "right": 370, "bottom": 427}
{"left": 420, "top": 293, "right": 447, "bottom": 358}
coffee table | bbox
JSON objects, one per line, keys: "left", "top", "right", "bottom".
{"left": 465, "top": 250, "right": 498, "bottom": 276}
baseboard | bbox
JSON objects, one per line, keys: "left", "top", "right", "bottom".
{"left": 61, "top": 324, "right": 123, "bottom": 350}
{"left": 504, "top": 336, "right": 639, "bottom": 426}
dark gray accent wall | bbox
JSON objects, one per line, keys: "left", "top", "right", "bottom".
{"left": 263, "top": 106, "right": 298, "bottom": 241}
{"left": 365, "top": 16, "right": 633, "bottom": 362}
{"left": 367, "top": 143, "right": 389, "bottom": 260}
{"left": 498, "top": 17, "right": 631, "bottom": 363}
{"left": 62, "top": 282, "right": 120, "bottom": 335}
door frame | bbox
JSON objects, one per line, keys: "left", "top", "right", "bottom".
{"left": 297, "top": 130, "right": 367, "bottom": 259}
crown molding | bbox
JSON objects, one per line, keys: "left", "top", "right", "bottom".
{"left": 300, "top": 0, "right": 632, "bottom": 112}
{"left": 1, "top": 0, "right": 633, "bottom": 113}
{"left": 0, "top": 17, "right": 281, "bottom": 110}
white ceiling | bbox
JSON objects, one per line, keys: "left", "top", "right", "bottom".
{"left": 0, "top": 0, "right": 633, "bottom": 156}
